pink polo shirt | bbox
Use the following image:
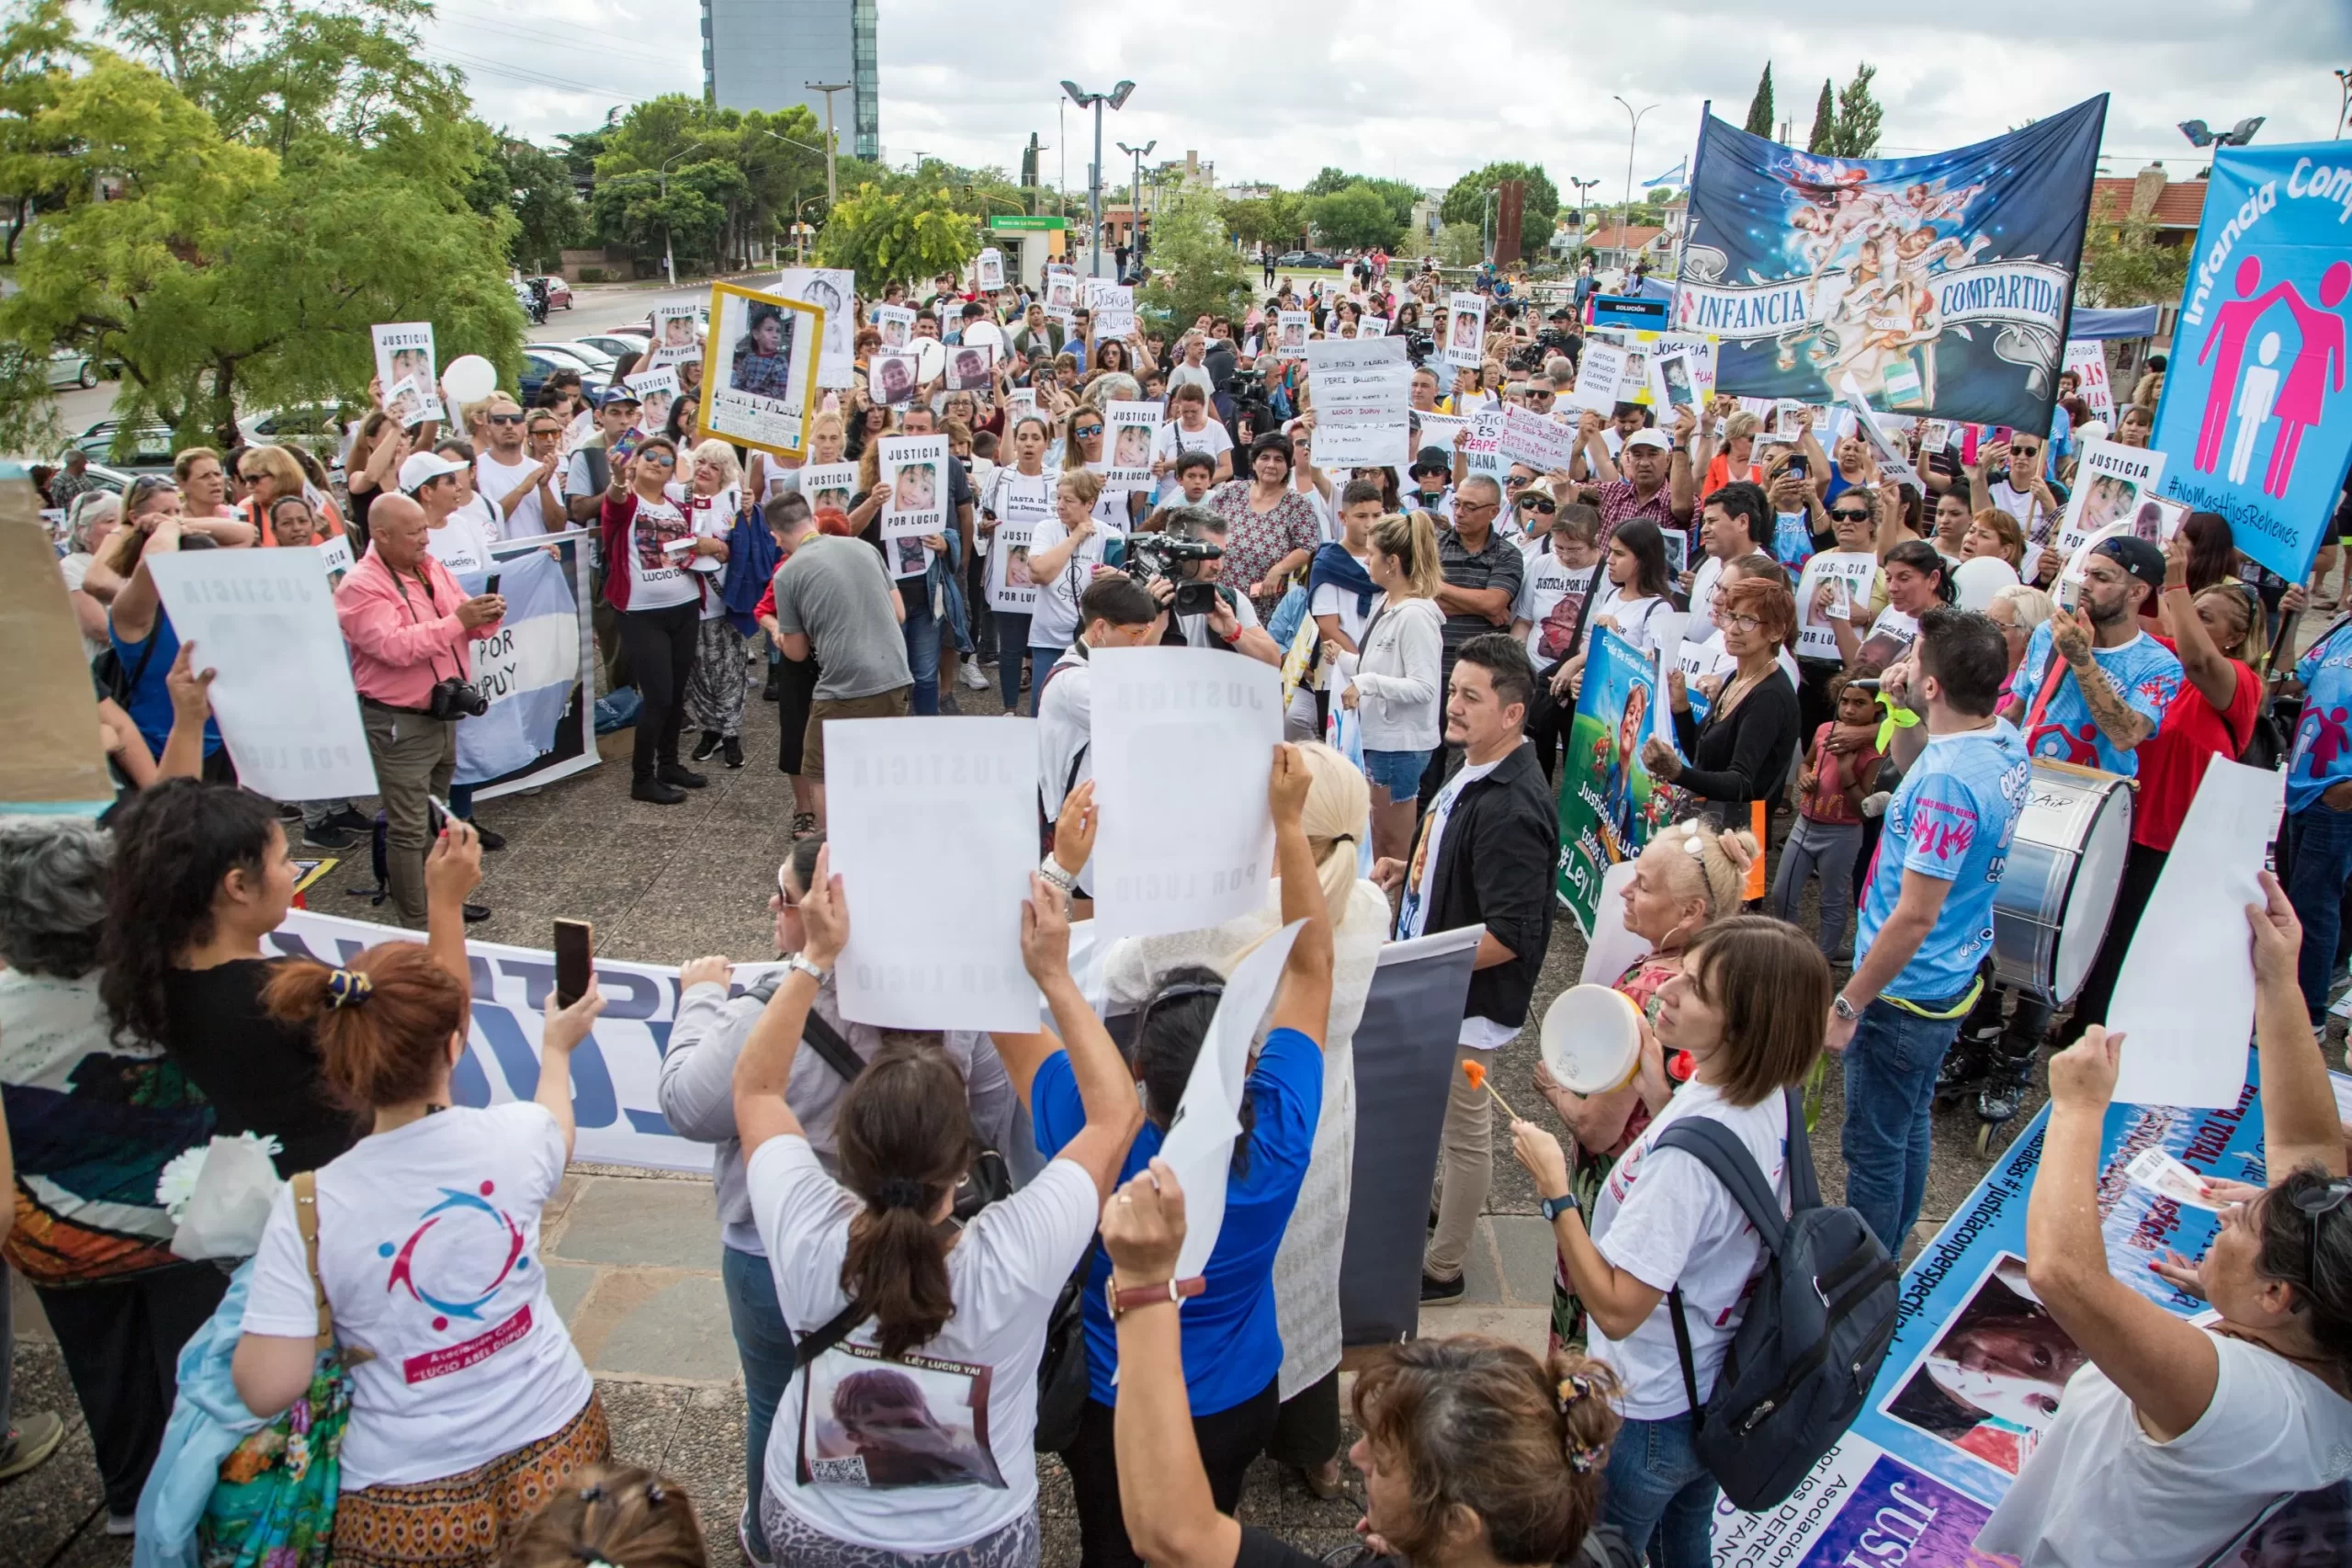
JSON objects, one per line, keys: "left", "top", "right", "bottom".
{"left": 334, "top": 547, "right": 499, "bottom": 710}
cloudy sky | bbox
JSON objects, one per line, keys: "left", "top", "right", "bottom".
{"left": 426, "top": 0, "right": 2348, "bottom": 195}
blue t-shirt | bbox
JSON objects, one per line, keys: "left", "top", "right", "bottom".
{"left": 1030, "top": 1025, "right": 1322, "bottom": 1415}
{"left": 1856, "top": 720, "right": 2030, "bottom": 1003}
{"left": 2008, "top": 623, "right": 2182, "bottom": 779}
{"left": 2290, "top": 619, "right": 2352, "bottom": 813}
{"left": 110, "top": 613, "right": 221, "bottom": 758}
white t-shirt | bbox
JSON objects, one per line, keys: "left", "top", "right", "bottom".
{"left": 1036, "top": 645, "right": 1092, "bottom": 819}
{"left": 749, "top": 1136, "right": 1099, "bottom": 1554}
{"left": 1989, "top": 477, "right": 2056, "bottom": 545}
{"left": 1589, "top": 586, "right": 1668, "bottom": 660}
{"left": 1307, "top": 553, "right": 1376, "bottom": 650}
{"left": 666, "top": 482, "right": 738, "bottom": 618}
{"left": 1023, "top": 513, "right": 1103, "bottom": 649}
{"left": 1687, "top": 553, "right": 1726, "bottom": 626}
{"left": 1588, "top": 1080, "right": 1790, "bottom": 1417}
{"left": 476, "top": 452, "right": 560, "bottom": 539}
{"left": 425, "top": 510, "right": 495, "bottom": 577}
{"left": 1400, "top": 755, "right": 1501, "bottom": 943}
{"left": 1175, "top": 585, "right": 1263, "bottom": 649}
{"left": 240, "top": 1105, "right": 594, "bottom": 1489}
{"left": 1151, "top": 418, "right": 1234, "bottom": 475}
{"left": 1515, "top": 550, "right": 1602, "bottom": 665}
{"left": 1976, "top": 1332, "right": 2352, "bottom": 1567}
{"left": 622, "top": 494, "right": 700, "bottom": 610}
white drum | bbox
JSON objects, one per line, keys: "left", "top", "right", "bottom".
{"left": 1990, "top": 760, "right": 2133, "bottom": 1007}
{"left": 1540, "top": 984, "right": 1645, "bottom": 1094}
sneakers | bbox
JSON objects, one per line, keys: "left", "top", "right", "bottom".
{"left": 721, "top": 737, "right": 744, "bottom": 770}
{"left": 659, "top": 762, "right": 708, "bottom": 790}
{"left": 691, "top": 730, "right": 723, "bottom": 762}
{"left": 324, "top": 806, "right": 372, "bottom": 833}
{"left": 0, "top": 1412, "right": 64, "bottom": 1481}
{"left": 1419, "top": 1269, "right": 1465, "bottom": 1303}
{"left": 301, "top": 823, "right": 356, "bottom": 851}
{"left": 106, "top": 1512, "right": 137, "bottom": 1537}
{"left": 632, "top": 777, "right": 686, "bottom": 806}
{"left": 739, "top": 1501, "right": 774, "bottom": 1568}
{"left": 791, "top": 811, "right": 819, "bottom": 839}
{"left": 958, "top": 660, "right": 990, "bottom": 691}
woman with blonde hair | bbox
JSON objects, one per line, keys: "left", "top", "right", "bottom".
{"left": 1344, "top": 510, "right": 1446, "bottom": 863}
{"left": 1091, "top": 742, "right": 1390, "bottom": 1498}
{"left": 1961, "top": 507, "right": 2027, "bottom": 571}
{"left": 235, "top": 445, "right": 342, "bottom": 545}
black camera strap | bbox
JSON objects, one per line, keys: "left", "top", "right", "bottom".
{"left": 386, "top": 558, "right": 458, "bottom": 684}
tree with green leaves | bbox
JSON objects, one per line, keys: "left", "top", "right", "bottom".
{"left": 1830, "top": 64, "right": 1883, "bottom": 159}
{"left": 1744, "top": 63, "right": 1775, "bottom": 138}
{"left": 1440, "top": 162, "right": 1559, "bottom": 254}
{"left": 1436, "top": 221, "right": 1485, "bottom": 268}
{"left": 1307, "top": 182, "right": 1403, "bottom": 252}
{"left": 1807, "top": 80, "right": 1837, "bottom": 153}
{"left": 468, "top": 130, "right": 583, "bottom": 273}
{"left": 0, "top": 0, "right": 88, "bottom": 264}
{"left": 814, "top": 180, "right": 978, "bottom": 289}
{"left": 1139, "top": 182, "right": 1248, "bottom": 324}
{"left": 1222, "top": 190, "right": 1306, "bottom": 253}
{"left": 2078, "top": 209, "right": 2189, "bottom": 308}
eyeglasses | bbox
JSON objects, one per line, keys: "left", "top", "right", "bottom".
{"left": 1831, "top": 508, "right": 1871, "bottom": 523}
{"left": 1519, "top": 497, "right": 1557, "bottom": 514}
{"left": 486, "top": 412, "right": 526, "bottom": 426}
{"left": 638, "top": 452, "right": 676, "bottom": 468}
{"left": 2292, "top": 1179, "right": 2352, "bottom": 1290}
{"left": 1721, "top": 611, "right": 1763, "bottom": 633}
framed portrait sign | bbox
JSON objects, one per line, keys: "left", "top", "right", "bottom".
{"left": 697, "top": 281, "right": 823, "bottom": 460}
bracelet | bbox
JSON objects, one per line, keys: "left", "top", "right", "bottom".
{"left": 1037, "top": 855, "right": 1079, "bottom": 894}
{"left": 786, "top": 953, "right": 831, "bottom": 986}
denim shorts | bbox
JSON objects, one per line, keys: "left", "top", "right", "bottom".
{"left": 1363, "top": 747, "right": 1432, "bottom": 797}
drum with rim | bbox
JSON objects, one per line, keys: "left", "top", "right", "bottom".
{"left": 1990, "top": 760, "right": 2133, "bottom": 1007}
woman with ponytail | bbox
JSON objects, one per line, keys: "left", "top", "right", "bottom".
{"left": 729, "top": 845, "right": 1138, "bottom": 1565}
{"left": 229, "top": 936, "right": 610, "bottom": 1567}
{"left": 1344, "top": 510, "right": 1446, "bottom": 863}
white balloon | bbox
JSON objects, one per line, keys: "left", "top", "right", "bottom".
{"left": 1952, "top": 553, "right": 2020, "bottom": 612}
{"left": 441, "top": 354, "right": 497, "bottom": 405}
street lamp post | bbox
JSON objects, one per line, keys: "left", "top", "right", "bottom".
{"left": 1061, "top": 79, "right": 1136, "bottom": 277}
{"left": 805, "top": 81, "right": 851, "bottom": 203}
{"left": 1568, "top": 175, "right": 1600, "bottom": 230}
{"left": 1611, "top": 96, "right": 1657, "bottom": 252}
{"left": 1117, "top": 138, "right": 1155, "bottom": 282}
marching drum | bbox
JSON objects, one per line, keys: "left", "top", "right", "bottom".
{"left": 1540, "top": 984, "right": 1645, "bottom": 1094}
{"left": 1989, "top": 760, "right": 2133, "bottom": 1007}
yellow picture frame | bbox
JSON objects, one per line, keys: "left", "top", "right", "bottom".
{"left": 696, "top": 280, "right": 825, "bottom": 460}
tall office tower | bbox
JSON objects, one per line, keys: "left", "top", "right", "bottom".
{"left": 702, "top": 0, "right": 878, "bottom": 161}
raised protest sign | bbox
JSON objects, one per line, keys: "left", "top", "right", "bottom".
{"left": 1498, "top": 402, "right": 1577, "bottom": 471}
{"left": 878, "top": 435, "right": 948, "bottom": 540}
{"left": 2052, "top": 437, "right": 2169, "bottom": 558}
{"left": 1555, "top": 627, "right": 1671, "bottom": 933}
{"left": 1679, "top": 96, "right": 2107, "bottom": 430}
{"left": 451, "top": 533, "right": 599, "bottom": 801}
{"left": 1443, "top": 292, "right": 1486, "bottom": 371}
{"left": 700, "top": 282, "right": 820, "bottom": 457}
{"left": 2148, "top": 140, "right": 2352, "bottom": 583}
{"left": 2063, "top": 340, "right": 2116, "bottom": 425}
{"left": 777, "top": 266, "right": 855, "bottom": 388}
{"left": 1304, "top": 336, "right": 1413, "bottom": 467}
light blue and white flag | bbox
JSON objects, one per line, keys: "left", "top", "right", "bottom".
{"left": 452, "top": 532, "right": 599, "bottom": 795}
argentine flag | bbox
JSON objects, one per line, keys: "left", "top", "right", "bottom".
{"left": 453, "top": 543, "right": 584, "bottom": 784}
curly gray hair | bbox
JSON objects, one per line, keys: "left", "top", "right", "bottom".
{"left": 0, "top": 816, "right": 112, "bottom": 977}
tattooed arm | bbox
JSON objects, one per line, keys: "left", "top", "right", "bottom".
{"left": 2052, "top": 606, "right": 2156, "bottom": 752}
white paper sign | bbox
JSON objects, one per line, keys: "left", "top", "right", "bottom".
{"left": 316, "top": 535, "right": 354, "bottom": 577}
{"left": 1091, "top": 283, "right": 1136, "bottom": 341}
{"left": 650, "top": 303, "right": 701, "bottom": 358}
{"left": 1838, "top": 376, "right": 1923, "bottom": 492}
{"left": 1275, "top": 311, "right": 1310, "bottom": 355}
{"left": 1102, "top": 401, "right": 1159, "bottom": 489}
{"left": 1572, "top": 343, "right": 1628, "bottom": 412}
{"left": 777, "top": 266, "right": 857, "bottom": 388}
{"left": 975, "top": 247, "right": 1006, "bottom": 292}
{"left": 385, "top": 372, "right": 446, "bottom": 429}
{"left": 1305, "top": 336, "right": 1413, "bottom": 468}
{"left": 1793, "top": 550, "right": 1878, "bottom": 659}
{"left": 988, "top": 471, "right": 1055, "bottom": 612}
{"left": 878, "top": 434, "right": 948, "bottom": 540}
{"left": 1442, "top": 292, "right": 1486, "bottom": 371}
{"left": 1458, "top": 408, "right": 1506, "bottom": 479}
{"left": 869, "top": 352, "right": 922, "bottom": 407}
{"left": 1416, "top": 412, "right": 1468, "bottom": 454}
{"left": 2064, "top": 340, "right": 2116, "bottom": 426}
{"left": 823, "top": 716, "right": 1044, "bottom": 1032}
{"left": 1043, "top": 268, "right": 1079, "bottom": 310}
{"left": 1498, "top": 403, "right": 1576, "bottom": 472}
{"left": 786, "top": 461, "right": 861, "bottom": 516}
{"left": 874, "top": 304, "right": 917, "bottom": 351}
{"left": 370, "top": 321, "right": 435, "bottom": 402}
{"left": 146, "top": 551, "right": 379, "bottom": 799}
{"left": 2109, "top": 756, "right": 2282, "bottom": 1110}
{"left": 2053, "top": 437, "right": 2169, "bottom": 558}
{"left": 1089, "top": 648, "right": 1283, "bottom": 938}
{"left": 625, "top": 365, "right": 680, "bottom": 434}
{"left": 1157, "top": 919, "right": 1306, "bottom": 1279}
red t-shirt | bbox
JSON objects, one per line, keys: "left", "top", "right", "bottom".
{"left": 2132, "top": 635, "right": 2259, "bottom": 851}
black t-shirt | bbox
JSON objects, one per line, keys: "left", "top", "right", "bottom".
{"left": 164, "top": 960, "right": 365, "bottom": 1177}
{"left": 1235, "top": 1528, "right": 1358, "bottom": 1568}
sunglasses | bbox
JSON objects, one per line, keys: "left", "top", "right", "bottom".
{"left": 1831, "top": 508, "right": 1871, "bottom": 523}
{"left": 2290, "top": 1179, "right": 2352, "bottom": 1288}
{"left": 2011, "top": 446, "right": 2041, "bottom": 459}
{"left": 1073, "top": 424, "right": 1103, "bottom": 437}
{"left": 486, "top": 412, "right": 526, "bottom": 425}
{"left": 1519, "top": 497, "right": 1557, "bottom": 514}
{"left": 1503, "top": 474, "right": 1531, "bottom": 489}
{"left": 638, "top": 452, "right": 676, "bottom": 468}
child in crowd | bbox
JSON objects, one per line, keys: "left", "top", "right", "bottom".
{"left": 1767, "top": 675, "right": 1884, "bottom": 958}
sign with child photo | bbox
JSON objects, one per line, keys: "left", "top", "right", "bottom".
{"left": 1555, "top": 627, "right": 1672, "bottom": 934}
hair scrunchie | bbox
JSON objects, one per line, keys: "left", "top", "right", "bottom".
{"left": 325, "top": 968, "right": 373, "bottom": 1008}
{"left": 872, "top": 1177, "right": 929, "bottom": 1212}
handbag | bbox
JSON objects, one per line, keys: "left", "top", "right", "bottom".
{"left": 198, "top": 1172, "right": 359, "bottom": 1568}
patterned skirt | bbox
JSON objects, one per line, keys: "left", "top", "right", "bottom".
{"left": 328, "top": 1393, "right": 609, "bottom": 1568}
{"left": 762, "top": 1495, "right": 1041, "bottom": 1568}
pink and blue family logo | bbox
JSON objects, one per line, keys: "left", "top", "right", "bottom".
{"left": 379, "top": 1180, "right": 529, "bottom": 1331}
{"left": 2153, "top": 143, "right": 2352, "bottom": 584}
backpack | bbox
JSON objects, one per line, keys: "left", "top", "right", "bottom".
{"left": 1658, "top": 1086, "right": 1901, "bottom": 1511}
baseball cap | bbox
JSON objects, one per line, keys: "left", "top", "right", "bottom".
{"left": 2091, "top": 536, "right": 2165, "bottom": 594}
{"left": 398, "top": 452, "right": 466, "bottom": 492}
{"left": 1409, "top": 445, "right": 1451, "bottom": 479}
{"left": 1623, "top": 429, "right": 1672, "bottom": 453}
{"left": 597, "top": 386, "right": 641, "bottom": 409}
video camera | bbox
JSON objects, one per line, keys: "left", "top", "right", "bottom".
{"left": 1125, "top": 532, "right": 1225, "bottom": 618}
{"left": 1403, "top": 331, "right": 1437, "bottom": 367}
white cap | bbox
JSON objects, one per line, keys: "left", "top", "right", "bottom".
{"left": 399, "top": 452, "right": 466, "bottom": 492}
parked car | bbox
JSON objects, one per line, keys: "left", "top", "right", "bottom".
{"left": 47, "top": 349, "right": 101, "bottom": 389}
{"left": 536, "top": 341, "right": 618, "bottom": 377}
{"left": 1273, "top": 250, "right": 1339, "bottom": 270}
{"left": 73, "top": 420, "right": 178, "bottom": 474}
{"left": 519, "top": 344, "right": 607, "bottom": 406}
{"left": 531, "top": 276, "right": 574, "bottom": 310}
{"left": 574, "top": 333, "right": 650, "bottom": 364}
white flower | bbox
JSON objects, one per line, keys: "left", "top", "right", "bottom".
{"left": 155, "top": 1133, "right": 285, "bottom": 1222}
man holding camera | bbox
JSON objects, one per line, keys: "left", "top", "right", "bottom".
{"left": 1136, "top": 504, "right": 1282, "bottom": 664}
{"left": 335, "top": 493, "right": 505, "bottom": 929}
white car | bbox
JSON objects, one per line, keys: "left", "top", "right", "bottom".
{"left": 574, "top": 333, "right": 649, "bottom": 363}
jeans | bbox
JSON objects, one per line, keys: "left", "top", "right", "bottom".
{"left": 722, "top": 1246, "right": 793, "bottom": 1561}
{"left": 903, "top": 581, "right": 941, "bottom": 716}
{"left": 994, "top": 612, "right": 1033, "bottom": 712}
{"left": 2286, "top": 800, "right": 2352, "bottom": 1024}
{"left": 1768, "top": 815, "right": 1865, "bottom": 953}
{"left": 1840, "top": 990, "right": 1971, "bottom": 1251}
{"left": 1600, "top": 1412, "right": 1716, "bottom": 1568}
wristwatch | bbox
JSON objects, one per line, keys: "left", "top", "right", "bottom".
{"left": 786, "top": 953, "right": 831, "bottom": 986}
{"left": 1107, "top": 1275, "right": 1206, "bottom": 1318}
{"left": 1832, "top": 994, "right": 1860, "bottom": 1022}
{"left": 1540, "top": 1191, "right": 1579, "bottom": 1223}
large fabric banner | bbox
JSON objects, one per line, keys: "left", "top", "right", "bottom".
{"left": 452, "top": 531, "right": 598, "bottom": 801}
{"left": 2148, "top": 142, "right": 2352, "bottom": 583}
{"left": 1677, "top": 97, "right": 2107, "bottom": 430}
{"left": 1709, "top": 1057, "right": 2347, "bottom": 1565}
{"left": 1555, "top": 628, "right": 1671, "bottom": 934}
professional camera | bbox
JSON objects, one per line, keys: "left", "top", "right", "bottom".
{"left": 1536, "top": 326, "right": 1579, "bottom": 357}
{"left": 1125, "top": 532, "right": 1225, "bottom": 618}
{"left": 427, "top": 675, "right": 490, "bottom": 723}
{"left": 1402, "top": 330, "right": 1437, "bottom": 367}
{"left": 1504, "top": 343, "right": 1547, "bottom": 375}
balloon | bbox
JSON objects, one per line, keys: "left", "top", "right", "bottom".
{"left": 441, "top": 354, "right": 497, "bottom": 405}
{"left": 1952, "top": 554, "right": 2020, "bottom": 612}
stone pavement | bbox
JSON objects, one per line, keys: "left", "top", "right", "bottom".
{"left": 2, "top": 649, "right": 2022, "bottom": 1566}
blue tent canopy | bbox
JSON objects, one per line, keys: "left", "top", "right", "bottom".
{"left": 2068, "top": 305, "right": 2160, "bottom": 340}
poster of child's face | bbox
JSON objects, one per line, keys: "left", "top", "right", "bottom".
{"left": 2236, "top": 1481, "right": 2352, "bottom": 1568}
{"left": 1112, "top": 424, "right": 1151, "bottom": 468}
{"left": 949, "top": 347, "right": 990, "bottom": 391}
{"left": 662, "top": 314, "right": 696, "bottom": 347}
{"left": 882, "top": 317, "right": 910, "bottom": 349}
{"left": 1450, "top": 309, "right": 1479, "bottom": 350}
{"left": 386, "top": 380, "right": 427, "bottom": 428}
{"left": 639, "top": 389, "right": 673, "bottom": 429}
{"left": 894, "top": 461, "right": 938, "bottom": 513}
{"left": 1659, "top": 352, "right": 1695, "bottom": 407}
{"left": 894, "top": 535, "right": 931, "bottom": 577}
{"left": 812, "top": 485, "right": 848, "bottom": 513}
{"left": 2082, "top": 474, "right": 2137, "bottom": 536}
{"left": 799, "top": 1348, "right": 1003, "bottom": 1491}
{"left": 1280, "top": 321, "right": 1306, "bottom": 352}
{"left": 1882, "top": 1252, "right": 2087, "bottom": 1476}
{"left": 1006, "top": 546, "right": 1032, "bottom": 587}
{"left": 876, "top": 356, "right": 915, "bottom": 406}
{"left": 388, "top": 345, "right": 431, "bottom": 386}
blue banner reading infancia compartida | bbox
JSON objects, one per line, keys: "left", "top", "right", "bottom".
{"left": 1675, "top": 96, "right": 2107, "bottom": 431}
{"left": 2149, "top": 141, "right": 2352, "bottom": 585}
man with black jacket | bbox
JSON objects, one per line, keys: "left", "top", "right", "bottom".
{"left": 1375, "top": 632, "right": 1560, "bottom": 1301}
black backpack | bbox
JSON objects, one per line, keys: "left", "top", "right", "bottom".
{"left": 1659, "top": 1087, "right": 1901, "bottom": 1511}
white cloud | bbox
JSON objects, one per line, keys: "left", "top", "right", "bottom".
{"left": 428, "top": 0, "right": 2351, "bottom": 198}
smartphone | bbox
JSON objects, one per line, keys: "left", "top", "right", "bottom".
{"left": 554, "top": 919, "right": 594, "bottom": 1009}
{"left": 425, "top": 793, "right": 455, "bottom": 834}
{"left": 1786, "top": 455, "right": 1809, "bottom": 480}
{"left": 483, "top": 572, "right": 501, "bottom": 596}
